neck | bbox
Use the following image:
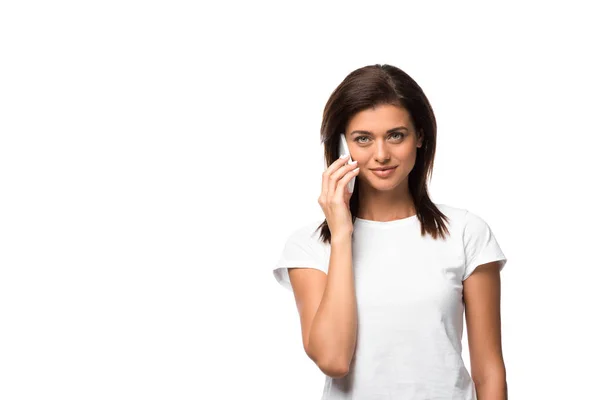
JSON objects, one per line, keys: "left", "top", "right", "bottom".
{"left": 356, "top": 179, "right": 416, "bottom": 221}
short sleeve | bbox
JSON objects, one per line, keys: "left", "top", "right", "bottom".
{"left": 273, "top": 223, "right": 329, "bottom": 292}
{"left": 462, "top": 210, "right": 507, "bottom": 281}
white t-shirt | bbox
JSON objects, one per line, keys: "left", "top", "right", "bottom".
{"left": 273, "top": 203, "right": 507, "bottom": 400}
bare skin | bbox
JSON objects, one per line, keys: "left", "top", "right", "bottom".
{"left": 291, "top": 104, "right": 507, "bottom": 391}
{"left": 345, "top": 103, "right": 424, "bottom": 221}
{"left": 289, "top": 104, "right": 427, "bottom": 378}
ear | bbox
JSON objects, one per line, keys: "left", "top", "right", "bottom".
{"left": 416, "top": 130, "right": 424, "bottom": 148}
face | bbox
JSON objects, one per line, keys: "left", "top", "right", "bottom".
{"left": 344, "top": 104, "right": 423, "bottom": 191}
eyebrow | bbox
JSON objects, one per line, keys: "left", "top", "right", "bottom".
{"left": 350, "top": 126, "right": 409, "bottom": 135}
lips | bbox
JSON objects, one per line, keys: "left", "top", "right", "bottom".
{"left": 371, "top": 166, "right": 397, "bottom": 178}
{"left": 372, "top": 165, "right": 397, "bottom": 171}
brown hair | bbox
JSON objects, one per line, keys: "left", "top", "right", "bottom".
{"left": 314, "top": 64, "right": 450, "bottom": 243}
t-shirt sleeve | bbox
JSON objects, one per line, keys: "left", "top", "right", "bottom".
{"left": 273, "top": 224, "right": 329, "bottom": 292}
{"left": 462, "top": 210, "right": 507, "bottom": 281}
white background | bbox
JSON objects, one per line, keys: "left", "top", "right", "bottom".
{"left": 1, "top": 1, "right": 598, "bottom": 399}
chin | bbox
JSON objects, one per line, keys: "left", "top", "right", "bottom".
{"left": 366, "top": 171, "right": 409, "bottom": 189}
{"left": 367, "top": 178, "right": 404, "bottom": 190}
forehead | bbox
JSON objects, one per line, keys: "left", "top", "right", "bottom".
{"left": 347, "top": 104, "right": 414, "bottom": 130}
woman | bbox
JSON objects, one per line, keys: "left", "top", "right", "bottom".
{"left": 273, "top": 64, "right": 507, "bottom": 399}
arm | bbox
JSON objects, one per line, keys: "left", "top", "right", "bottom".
{"left": 463, "top": 261, "right": 507, "bottom": 400}
{"left": 308, "top": 233, "right": 357, "bottom": 376}
{"left": 289, "top": 233, "right": 358, "bottom": 378}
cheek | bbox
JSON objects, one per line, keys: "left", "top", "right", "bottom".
{"left": 399, "top": 145, "right": 417, "bottom": 156}
{"left": 397, "top": 150, "right": 419, "bottom": 172}
{"left": 401, "top": 146, "right": 420, "bottom": 159}
{"left": 353, "top": 146, "right": 416, "bottom": 164}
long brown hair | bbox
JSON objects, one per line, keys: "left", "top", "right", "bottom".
{"left": 314, "top": 64, "right": 450, "bottom": 243}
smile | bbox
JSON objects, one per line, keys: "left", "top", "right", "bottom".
{"left": 371, "top": 166, "right": 397, "bottom": 178}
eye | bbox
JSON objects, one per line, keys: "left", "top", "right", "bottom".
{"left": 354, "top": 132, "right": 405, "bottom": 144}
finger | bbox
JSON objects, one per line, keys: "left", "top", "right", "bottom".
{"left": 322, "top": 154, "right": 350, "bottom": 199}
{"left": 328, "top": 159, "right": 358, "bottom": 201}
{"left": 335, "top": 165, "right": 359, "bottom": 200}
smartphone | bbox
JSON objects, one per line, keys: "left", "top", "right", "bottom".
{"left": 339, "top": 133, "right": 356, "bottom": 194}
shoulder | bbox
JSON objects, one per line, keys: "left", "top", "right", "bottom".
{"left": 433, "top": 203, "right": 495, "bottom": 238}
{"left": 434, "top": 202, "right": 467, "bottom": 217}
{"left": 283, "top": 219, "right": 331, "bottom": 269}
{"left": 439, "top": 204, "right": 500, "bottom": 247}
{"left": 433, "top": 202, "right": 470, "bottom": 228}
{"left": 434, "top": 202, "right": 489, "bottom": 224}
{"left": 286, "top": 219, "right": 329, "bottom": 248}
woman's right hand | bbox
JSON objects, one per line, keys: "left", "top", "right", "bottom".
{"left": 318, "top": 155, "right": 360, "bottom": 238}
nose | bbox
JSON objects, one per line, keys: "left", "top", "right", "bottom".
{"left": 374, "top": 140, "right": 391, "bottom": 163}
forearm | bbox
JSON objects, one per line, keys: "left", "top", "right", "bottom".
{"left": 307, "top": 234, "right": 357, "bottom": 371}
